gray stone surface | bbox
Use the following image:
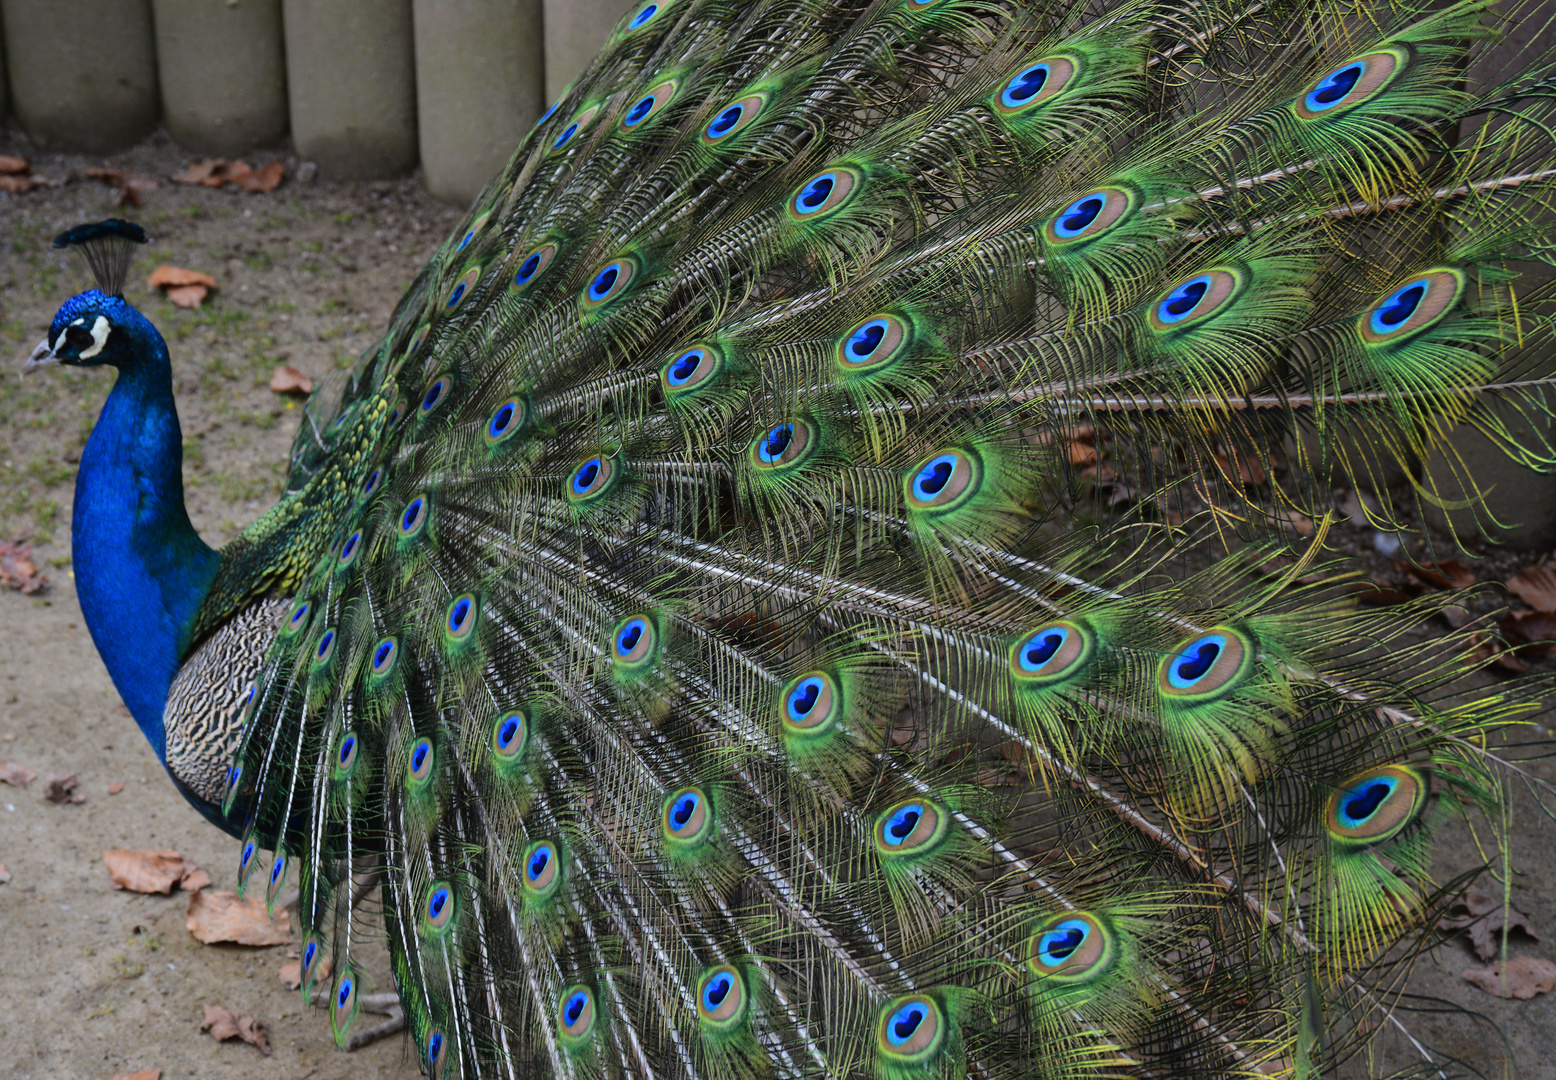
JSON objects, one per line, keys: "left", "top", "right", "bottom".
{"left": 2, "top": 0, "right": 159, "bottom": 154}
{"left": 0, "top": 18, "right": 8, "bottom": 125}
{"left": 1422, "top": 403, "right": 1556, "bottom": 551}
{"left": 282, "top": 0, "right": 417, "bottom": 180}
{"left": 543, "top": 0, "right": 634, "bottom": 103}
{"left": 414, "top": 0, "right": 543, "bottom": 207}
{"left": 153, "top": 0, "right": 288, "bottom": 156}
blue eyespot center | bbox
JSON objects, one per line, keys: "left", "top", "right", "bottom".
{"left": 616, "top": 618, "right": 646, "bottom": 655}
{"left": 291, "top": 604, "right": 309, "bottom": 625}
{"left": 671, "top": 792, "right": 698, "bottom": 827}
{"left": 517, "top": 254, "right": 540, "bottom": 282}
{"left": 428, "top": 1032, "right": 444, "bottom": 1061}
{"left": 764, "top": 424, "right": 792, "bottom": 459}
{"left": 1172, "top": 636, "right": 1223, "bottom": 684}
{"left": 797, "top": 174, "right": 835, "bottom": 212}
{"left": 450, "top": 598, "right": 472, "bottom": 632}
{"left": 888, "top": 1002, "right": 926, "bottom": 1044}
{"left": 317, "top": 630, "right": 335, "bottom": 658}
{"left": 1342, "top": 778, "right": 1395, "bottom": 824}
{"left": 242, "top": 841, "right": 255, "bottom": 865}
{"left": 341, "top": 533, "right": 360, "bottom": 561}
{"left": 1040, "top": 924, "right": 1085, "bottom": 962}
{"left": 447, "top": 284, "right": 466, "bottom": 308}
{"left": 499, "top": 717, "right": 520, "bottom": 745}
{"left": 422, "top": 381, "right": 445, "bottom": 410}
{"left": 554, "top": 123, "right": 580, "bottom": 149}
{"left": 429, "top": 887, "right": 449, "bottom": 918}
{"left": 788, "top": 677, "right": 821, "bottom": 717}
{"left": 412, "top": 744, "right": 429, "bottom": 772}
{"left": 704, "top": 973, "right": 732, "bottom": 1007}
{"left": 363, "top": 469, "right": 380, "bottom": 496}
{"left": 1022, "top": 628, "right": 1066, "bottom": 669}
{"left": 374, "top": 640, "right": 394, "bottom": 667}
{"left": 528, "top": 846, "right": 551, "bottom": 879}
{"left": 708, "top": 104, "right": 743, "bottom": 138}
{"left": 304, "top": 942, "right": 316, "bottom": 966}
{"left": 847, "top": 320, "right": 886, "bottom": 360}
{"left": 573, "top": 459, "right": 601, "bottom": 493}
{"left": 490, "top": 403, "right": 515, "bottom": 437}
{"left": 1002, "top": 63, "right": 1049, "bottom": 106}
{"left": 626, "top": 96, "right": 654, "bottom": 124}
{"left": 589, "top": 266, "right": 618, "bottom": 300}
{"left": 629, "top": 3, "right": 657, "bottom": 28}
{"left": 565, "top": 990, "right": 588, "bottom": 1023}
{"left": 1056, "top": 195, "right": 1103, "bottom": 236}
{"left": 338, "top": 978, "right": 352, "bottom": 1007}
{"left": 339, "top": 734, "right": 356, "bottom": 764}
{"left": 885, "top": 804, "right": 923, "bottom": 844}
{"left": 1372, "top": 281, "right": 1425, "bottom": 333}
{"left": 402, "top": 498, "right": 424, "bottom": 530}
{"left": 668, "top": 349, "right": 703, "bottom": 384}
{"left": 911, "top": 453, "right": 962, "bottom": 502}
{"left": 271, "top": 857, "right": 284, "bottom": 882}
{"left": 1160, "top": 276, "right": 1209, "bottom": 321}
{"left": 1310, "top": 63, "right": 1361, "bottom": 108}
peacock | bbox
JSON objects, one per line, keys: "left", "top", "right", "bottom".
{"left": 24, "top": 0, "right": 1556, "bottom": 1074}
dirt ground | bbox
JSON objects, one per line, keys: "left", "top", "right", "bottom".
{"left": 0, "top": 126, "right": 1554, "bottom": 1079}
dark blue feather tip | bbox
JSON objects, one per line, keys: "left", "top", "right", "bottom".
{"left": 53, "top": 219, "right": 148, "bottom": 297}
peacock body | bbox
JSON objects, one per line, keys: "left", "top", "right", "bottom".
{"left": 27, "top": 0, "right": 1556, "bottom": 1075}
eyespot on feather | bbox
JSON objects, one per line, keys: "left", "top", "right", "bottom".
{"left": 701, "top": 93, "right": 768, "bottom": 145}
{"left": 1009, "top": 620, "right": 1094, "bottom": 687}
{"left": 621, "top": 77, "right": 680, "bottom": 130}
{"left": 398, "top": 494, "right": 430, "bottom": 539}
{"left": 453, "top": 211, "right": 490, "bottom": 254}
{"left": 491, "top": 710, "right": 529, "bottom": 762}
{"left": 551, "top": 105, "right": 599, "bottom": 152}
{"left": 623, "top": 0, "right": 662, "bottom": 33}
{"left": 567, "top": 456, "right": 616, "bottom": 503}
{"left": 407, "top": 737, "right": 435, "bottom": 787}
{"left": 696, "top": 965, "right": 748, "bottom": 1029}
{"left": 331, "top": 968, "right": 359, "bottom": 1043}
{"left": 522, "top": 840, "right": 562, "bottom": 899}
{"left": 1025, "top": 912, "right": 1115, "bottom": 983}
{"left": 510, "top": 243, "right": 558, "bottom": 292}
{"left": 1293, "top": 48, "right": 1406, "bottom": 121}
{"left": 336, "top": 530, "right": 363, "bottom": 571}
{"left": 1147, "top": 268, "right": 1243, "bottom": 333}
{"left": 1358, "top": 268, "right": 1465, "bottom": 345}
{"left": 557, "top": 985, "right": 597, "bottom": 1046}
{"left": 786, "top": 167, "right": 861, "bottom": 221}
{"left": 835, "top": 314, "right": 909, "bottom": 375}
{"left": 610, "top": 614, "right": 659, "bottom": 676}
{"left": 312, "top": 626, "right": 337, "bottom": 667}
{"left": 445, "top": 264, "right": 482, "bottom": 311}
{"left": 282, "top": 600, "right": 311, "bottom": 639}
{"left": 1042, "top": 187, "right": 1135, "bottom": 246}
{"left": 445, "top": 594, "right": 478, "bottom": 642}
{"left": 1157, "top": 627, "right": 1257, "bottom": 701}
{"left": 781, "top": 671, "right": 842, "bottom": 736}
{"left": 660, "top": 343, "right": 724, "bottom": 396}
{"left": 266, "top": 848, "right": 288, "bottom": 906}
{"left": 749, "top": 419, "right": 816, "bottom": 471}
{"left": 904, "top": 449, "right": 981, "bottom": 513}
{"left": 370, "top": 636, "right": 398, "bottom": 680}
{"left": 991, "top": 55, "right": 1079, "bottom": 116}
{"left": 1327, "top": 765, "right": 1426, "bottom": 845}
{"left": 423, "top": 881, "right": 455, "bottom": 935}
{"left": 334, "top": 730, "right": 360, "bottom": 778}
{"left": 661, "top": 786, "right": 713, "bottom": 847}
{"left": 873, "top": 799, "right": 947, "bottom": 858}
{"left": 425, "top": 1027, "right": 450, "bottom": 1080}
{"left": 581, "top": 257, "right": 637, "bottom": 309}
{"left": 419, "top": 374, "right": 450, "bottom": 416}
{"left": 485, "top": 397, "right": 529, "bottom": 445}
{"left": 876, "top": 994, "right": 945, "bottom": 1064}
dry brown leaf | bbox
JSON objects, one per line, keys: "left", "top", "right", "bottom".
{"left": 1508, "top": 564, "right": 1556, "bottom": 612}
{"left": 107, "top": 1070, "right": 162, "bottom": 1080}
{"left": 1403, "top": 559, "right": 1477, "bottom": 590}
{"left": 0, "top": 540, "right": 48, "bottom": 594}
{"left": 148, "top": 264, "right": 217, "bottom": 290}
{"left": 166, "top": 284, "right": 209, "bottom": 309}
{"left": 1440, "top": 886, "right": 1541, "bottom": 962}
{"left": 232, "top": 161, "right": 285, "bottom": 193}
{"left": 0, "top": 154, "right": 28, "bottom": 174}
{"left": 1502, "top": 611, "right": 1556, "bottom": 656}
{"left": 104, "top": 849, "right": 188, "bottom": 894}
{"left": 80, "top": 167, "right": 159, "bottom": 206}
{"left": 1067, "top": 442, "right": 1098, "bottom": 466}
{"left": 200, "top": 1004, "right": 271, "bottom": 1055}
{"left": 0, "top": 863, "right": 11, "bottom": 884}
{"left": 268, "top": 365, "right": 314, "bottom": 395}
{"left": 180, "top": 867, "right": 212, "bottom": 892}
{"left": 0, "top": 174, "right": 41, "bottom": 194}
{"left": 46, "top": 773, "right": 86, "bottom": 804}
{"left": 1351, "top": 581, "right": 1415, "bottom": 606}
{"left": 1, "top": 761, "right": 37, "bottom": 787}
{"left": 108, "top": 780, "right": 125, "bottom": 795}
{"left": 276, "top": 954, "right": 329, "bottom": 990}
{"left": 186, "top": 890, "right": 293, "bottom": 945}
{"left": 171, "top": 159, "right": 223, "bottom": 185}
{"left": 1462, "top": 955, "right": 1556, "bottom": 999}
{"left": 1280, "top": 510, "right": 1315, "bottom": 537}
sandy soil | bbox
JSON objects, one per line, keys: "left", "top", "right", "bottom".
{"left": 0, "top": 126, "right": 1553, "bottom": 1080}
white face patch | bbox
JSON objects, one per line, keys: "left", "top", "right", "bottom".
{"left": 78, "top": 315, "right": 111, "bottom": 360}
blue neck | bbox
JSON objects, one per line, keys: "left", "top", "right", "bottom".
{"left": 71, "top": 308, "right": 221, "bottom": 760}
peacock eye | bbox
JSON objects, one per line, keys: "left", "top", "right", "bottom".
{"left": 1009, "top": 620, "right": 1094, "bottom": 686}
{"left": 876, "top": 994, "right": 945, "bottom": 1063}
{"left": 700, "top": 92, "right": 767, "bottom": 145}
{"left": 991, "top": 55, "right": 1078, "bottom": 116}
{"left": 64, "top": 325, "right": 95, "bottom": 350}
{"left": 1043, "top": 187, "right": 1135, "bottom": 246}
{"left": 1157, "top": 627, "right": 1256, "bottom": 701}
{"left": 1025, "top": 912, "right": 1115, "bottom": 983}
{"left": 787, "top": 168, "right": 861, "bottom": 221}
{"left": 1147, "top": 268, "right": 1243, "bottom": 333}
{"left": 835, "top": 314, "right": 910, "bottom": 376}
{"left": 581, "top": 257, "right": 637, "bottom": 309}
{"left": 661, "top": 786, "right": 713, "bottom": 846}
{"left": 1294, "top": 49, "right": 1403, "bottom": 120}
{"left": 781, "top": 671, "right": 841, "bottom": 735}
{"left": 620, "top": 78, "right": 679, "bottom": 130}
{"left": 557, "top": 985, "right": 596, "bottom": 1044}
{"left": 748, "top": 419, "right": 817, "bottom": 471}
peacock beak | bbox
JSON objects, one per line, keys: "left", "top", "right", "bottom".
{"left": 21, "top": 338, "right": 59, "bottom": 375}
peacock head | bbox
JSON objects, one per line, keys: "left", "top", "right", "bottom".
{"left": 24, "top": 290, "right": 157, "bottom": 374}
{"left": 21, "top": 219, "right": 157, "bottom": 376}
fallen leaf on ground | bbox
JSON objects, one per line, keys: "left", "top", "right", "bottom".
{"left": 1, "top": 761, "right": 37, "bottom": 787}
{"left": 108, "top": 780, "right": 125, "bottom": 795}
{"left": 80, "top": 167, "right": 159, "bottom": 206}
{"left": 104, "top": 849, "right": 190, "bottom": 894}
{"left": 1462, "top": 955, "right": 1556, "bottom": 999}
{"left": 46, "top": 773, "right": 86, "bottom": 804}
{"left": 0, "top": 863, "right": 11, "bottom": 884}
{"left": 1440, "top": 886, "right": 1541, "bottom": 962}
{"left": 200, "top": 1004, "right": 271, "bottom": 1055}
{"left": 1502, "top": 610, "right": 1556, "bottom": 656}
{"left": 180, "top": 867, "right": 212, "bottom": 892}
{"left": 269, "top": 365, "right": 313, "bottom": 395}
{"left": 173, "top": 158, "right": 284, "bottom": 193}
{"left": 166, "top": 284, "right": 209, "bottom": 308}
{"left": 107, "top": 1070, "right": 161, "bottom": 1080}
{"left": 276, "top": 955, "right": 329, "bottom": 990}
{"left": 1508, "top": 564, "right": 1556, "bottom": 612}
{"left": 0, "top": 155, "right": 28, "bottom": 174}
{"left": 0, "top": 174, "right": 41, "bottom": 194}
{"left": 148, "top": 265, "right": 217, "bottom": 310}
{"left": 0, "top": 541, "right": 47, "bottom": 593}
{"left": 186, "top": 889, "right": 292, "bottom": 945}
{"left": 1399, "top": 559, "right": 1476, "bottom": 590}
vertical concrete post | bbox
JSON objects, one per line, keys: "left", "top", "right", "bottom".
{"left": 543, "top": 0, "right": 635, "bottom": 104}
{"left": 2, "top": 0, "right": 159, "bottom": 154}
{"left": 413, "top": 0, "right": 544, "bottom": 206}
{"left": 153, "top": 0, "right": 288, "bottom": 156}
{"left": 0, "top": 19, "right": 8, "bottom": 124}
{"left": 282, "top": 0, "right": 417, "bottom": 179}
